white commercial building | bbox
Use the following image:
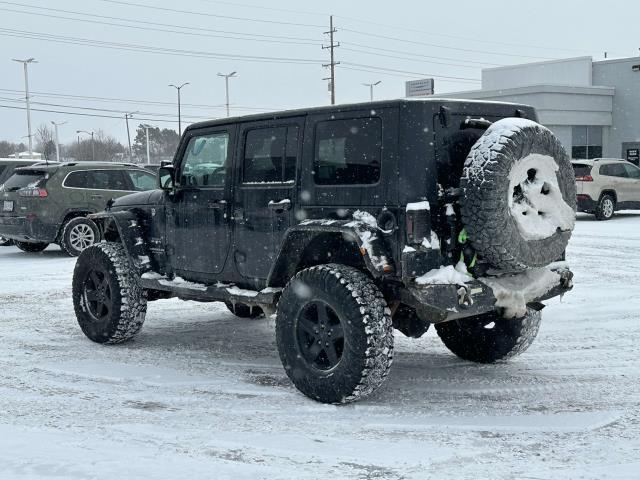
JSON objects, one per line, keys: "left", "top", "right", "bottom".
{"left": 444, "top": 56, "right": 640, "bottom": 164}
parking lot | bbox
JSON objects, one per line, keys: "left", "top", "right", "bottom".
{"left": 1, "top": 213, "right": 639, "bottom": 480}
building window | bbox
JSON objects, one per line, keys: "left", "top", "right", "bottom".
{"left": 572, "top": 126, "right": 602, "bottom": 159}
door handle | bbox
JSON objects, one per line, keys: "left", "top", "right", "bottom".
{"left": 90, "top": 194, "right": 103, "bottom": 199}
{"left": 207, "top": 200, "right": 227, "bottom": 209}
{"left": 268, "top": 199, "right": 291, "bottom": 212}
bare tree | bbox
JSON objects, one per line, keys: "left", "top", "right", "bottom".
{"left": 34, "top": 124, "right": 54, "bottom": 154}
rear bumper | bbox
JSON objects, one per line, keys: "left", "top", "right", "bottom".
{"left": 576, "top": 194, "right": 597, "bottom": 212}
{"left": 402, "top": 266, "right": 574, "bottom": 323}
{"left": 0, "top": 216, "right": 58, "bottom": 243}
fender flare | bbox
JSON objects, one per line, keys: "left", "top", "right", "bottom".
{"left": 266, "top": 220, "right": 394, "bottom": 288}
{"left": 89, "top": 210, "right": 152, "bottom": 273}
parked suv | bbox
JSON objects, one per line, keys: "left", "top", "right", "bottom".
{"left": 72, "top": 99, "right": 575, "bottom": 403}
{"left": 572, "top": 158, "right": 640, "bottom": 220}
{"left": 0, "top": 162, "right": 156, "bottom": 255}
{"left": 0, "top": 158, "right": 57, "bottom": 246}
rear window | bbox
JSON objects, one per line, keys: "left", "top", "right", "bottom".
{"left": 313, "top": 117, "right": 382, "bottom": 185}
{"left": 572, "top": 163, "right": 592, "bottom": 177}
{"left": 2, "top": 170, "right": 48, "bottom": 191}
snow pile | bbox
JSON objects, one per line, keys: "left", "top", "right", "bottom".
{"left": 157, "top": 276, "right": 208, "bottom": 291}
{"left": 480, "top": 268, "right": 561, "bottom": 318}
{"left": 415, "top": 261, "right": 471, "bottom": 286}
{"left": 226, "top": 286, "right": 259, "bottom": 297}
{"left": 406, "top": 201, "right": 430, "bottom": 212}
{"left": 421, "top": 231, "right": 440, "bottom": 250}
{"left": 508, "top": 153, "right": 575, "bottom": 240}
{"left": 349, "top": 210, "right": 378, "bottom": 228}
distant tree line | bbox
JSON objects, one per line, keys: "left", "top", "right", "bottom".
{"left": 1, "top": 123, "right": 181, "bottom": 163}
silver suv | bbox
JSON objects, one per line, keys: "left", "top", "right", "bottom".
{"left": 572, "top": 158, "right": 640, "bottom": 220}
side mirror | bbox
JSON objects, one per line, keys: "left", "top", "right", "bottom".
{"left": 158, "top": 165, "right": 176, "bottom": 191}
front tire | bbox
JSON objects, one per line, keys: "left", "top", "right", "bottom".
{"left": 60, "top": 217, "right": 100, "bottom": 257}
{"left": 435, "top": 308, "right": 541, "bottom": 363}
{"left": 276, "top": 264, "right": 394, "bottom": 404}
{"left": 0, "top": 236, "right": 13, "bottom": 246}
{"left": 73, "top": 242, "right": 147, "bottom": 344}
{"left": 595, "top": 194, "right": 615, "bottom": 221}
{"left": 14, "top": 241, "right": 48, "bottom": 253}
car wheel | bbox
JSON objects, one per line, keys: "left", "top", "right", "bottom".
{"left": 73, "top": 242, "right": 147, "bottom": 344}
{"left": 595, "top": 194, "right": 615, "bottom": 221}
{"left": 0, "top": 236, "right": 13, "bottom": 246}
{"left": 435, "top": 308, "right": 541, "bottom": 363}
{"left": 14, "top": 241, "right": 49, "bottom": 253}
{"left": 61, "top": 217, "right": 101, "bottom": 257}
{"left": 225, "top": 301, "right": 263, "bottom": 319}
{"left": 276, "top": 264, "right": 394, "bottom": 404}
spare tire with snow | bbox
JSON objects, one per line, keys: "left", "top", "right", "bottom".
{"left": 460, "top": 118, "right": 576, "bottom": 271}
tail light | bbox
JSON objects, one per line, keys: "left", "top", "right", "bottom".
{"left": 19, "top": 187, "right": 48, "bottom": 198}
{"left": 405, "top": 207, "right": 431, "bottom": 245}
{"left": 575, "top": 175, "right": 593, "bottom": 182}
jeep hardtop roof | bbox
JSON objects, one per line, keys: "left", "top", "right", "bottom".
{"left": 185, "top": 98, "right": 535, "bottom": 132}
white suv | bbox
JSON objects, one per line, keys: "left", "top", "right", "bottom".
{"left": 572, "top": 158, "right": 640, "bottom": 220}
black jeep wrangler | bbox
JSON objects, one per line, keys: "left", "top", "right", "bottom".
{"left": 72, "top": 99, "right": 576, "bottom": 404}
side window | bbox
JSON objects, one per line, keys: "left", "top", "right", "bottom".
{"left": 180, "top": 132, "right": 229, "bottom": 188}
{"left": 127, "top": 170, "right": 157, "bottom": 191}
{"left": 64, "top": 171, "right": 88, "bottom": 188}
{"left": 623, "top": 164, "right": 640, "bottom": 179}
{"left": 85, "top": 170, "right": 128, "bottom": 190}
{"left": 242, "top": 126, "right": 298, "bottom": 184}
{"left": 313, "top": 117, "right": 382, "bottom": 185}
{"left": 599, "top": 164, "right": 626, "bottom": 178}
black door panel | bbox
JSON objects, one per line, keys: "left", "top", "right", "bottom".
{"left": 233, "top": 119, "right": 302, "bottom": 280}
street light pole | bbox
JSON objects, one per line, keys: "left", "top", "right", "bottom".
{"left": 50, "top": 120, "right": 66, "bottom": 162}
{"left": 362, "top": 81, "right": 381, "bottom": 102}
{"left": 169, "top": 82, "right": 189, "bottom": 136}
{"left": 217, "top": 72, "right": 236, "bottom": 117}
{"left": 76, "top": 130, "right": 95, "bottom": 161}
{"left": 12, "top": 58, "right": 37, "bottom": 158}
{"left": 143, "top": 125, "right": 151, "bottom": 164}
{"left": 124, "top": 112, "right": 137, "bottom": 162}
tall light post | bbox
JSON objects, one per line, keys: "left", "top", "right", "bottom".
{"left": 124, "top": 112, "right": 138, "bottom": 162}
{"left": 217, "top": 71, "right": 236, "bottom": 117}
{"left": 169, "top": 82, "right": 189, "bottom": 136}
{"left": 143, "top": 125, "right": 152, "bottom": 164}
{"left": 76, "top": 130, "right": 95, "bottom": 161}
{"left": 50, "top": 120, "right": 66, "bottom": 163}
{"left": 12, "top": 58, "right": 37, "bottom": 158}
{"left": 362, "top": 81, "right": 381, "bottom": 102}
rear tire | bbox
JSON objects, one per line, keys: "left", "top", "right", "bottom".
{"left": 225, "top": 301, "right": 263, "bottom": 318}
{"left": 435, "top": 308, "right": 541, "bottom": 363}
{"left": 595, "top": 194, "right": 615, "bottom": 221}
{"left": 276, "top": 264, "right": 394, "bottom": 404}
{"left": 14, "top": 241, "right": 48, "bottom": 253}
{"left": 60, "top": 217, "right": 100, "bottom": 257}
{"left": 73, "top": 242, "right": 147, "bottom": 344}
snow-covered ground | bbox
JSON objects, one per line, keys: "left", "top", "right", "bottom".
{"left": 1, "top": 213, "right": 639, "bottom": 479}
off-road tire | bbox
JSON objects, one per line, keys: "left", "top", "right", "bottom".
{"left": 225, "top": 301, "right": 263, "bottom": 318}
{"left": 73, "top": 242, "right": 147, "bottom": 344}
{"left": 0, "top": 236, "right": 13, "bottom": 246}
{"left": 595, "top": 194, "right": 615, "bottom": 221}
{"left": 435, "top": 308, "right": 541, "bottom": 363}
{"left": 461, "top": 118, "right": 576, "bottom": 271}
{"left": 60, "top": 217, "right": 101, "bottom": 257}
{"left": 14, "top": 241, "right": 48, "bottom": 253}
{"left": 276, "top": 264, "right": 394, "bottom": 404}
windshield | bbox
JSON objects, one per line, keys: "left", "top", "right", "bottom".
{"left": 2, "top": 170, "right": 48, "bottom": 191}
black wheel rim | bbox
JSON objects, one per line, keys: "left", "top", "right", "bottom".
{"left": 83, "top": 269, "right": 113, "bottom": 322}
{"left": 296, "top": 300, "right": 344, "bottom": 371}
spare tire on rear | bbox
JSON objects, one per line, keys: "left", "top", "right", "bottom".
{"left": 460, "top": 118, "right": 576, "bottom": 271}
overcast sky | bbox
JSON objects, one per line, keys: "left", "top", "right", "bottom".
{"left": 1, "top": 0, "right": 639, "bottom": 146}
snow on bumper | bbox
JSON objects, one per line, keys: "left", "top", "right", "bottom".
{"left": 406, "top": 264, "right": 573, "bottom": 321}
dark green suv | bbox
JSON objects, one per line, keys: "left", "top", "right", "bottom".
{"left": 0, "top": 162, "right": 156, "bottom": 256}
